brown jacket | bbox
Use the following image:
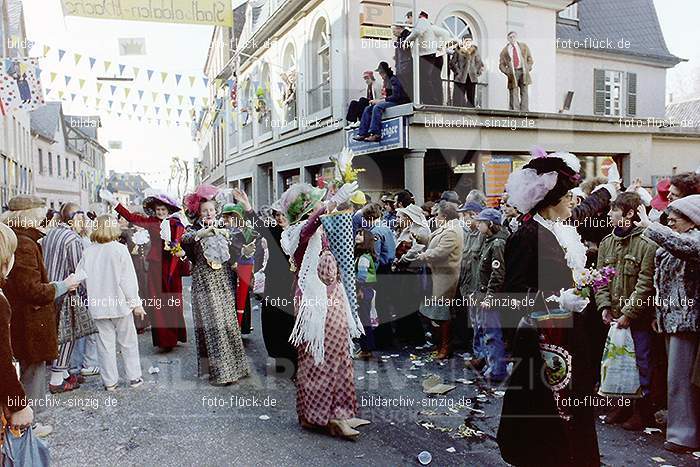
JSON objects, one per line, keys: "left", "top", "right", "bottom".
{"left": 449, "top": 45, "right": 484, "bottom": 84}
{"left": 4, "top": 227, "right": 59, "bottom": 364}
{"left": 0, "top": 286, "right": 26, "bottom": 412}
{"left": 499, "top": 42, "right": 534, "bottom": 89}
{"left": 417, "top": 220, "right": 464, "bottom": 301}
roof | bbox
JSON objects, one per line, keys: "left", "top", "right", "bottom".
{"left": 666, "top": 98, "right": 700, "bottom": 123}
{"left": 29, "top": 101, "right": 63, "bottom": 140}
{"left": 106, "top": 172, "right": 151, "bottom": 195}
{"left": 64, "top": 115, "right": 101, "bottom": 139}
{"left": 233, "top": 3, "right": 247, "bottom": 47}
{"left": 556, "top": 0, "right": 682, "bottom": 67}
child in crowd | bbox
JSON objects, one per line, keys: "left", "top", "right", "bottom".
{"left": 596, "top": 192, "right": 657, "bottom": 430}
{"left": 77, "top": 215, "right": 145, "bottom": 391}
{"left": 474, "top": 208, "right": 508, "bottom": 384}
{"left": 355, "top": 229, "right": 377, "bottom": 359}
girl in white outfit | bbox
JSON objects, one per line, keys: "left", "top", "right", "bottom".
{"left": 77, "top": 215, "right": 145, "bottom": 390}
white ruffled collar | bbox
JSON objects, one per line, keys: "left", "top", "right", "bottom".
{"left": 533, "top": 214, "right": 587, "bottom": 274}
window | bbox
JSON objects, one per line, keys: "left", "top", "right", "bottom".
{"left": 309, "top": 17, "right": 331, "bottom": 115}
{"left": 241, "top": 78, "right": 253, "bottom": 144}
{"left": 38, "top": 148, "right": 43, "bottom": 174}
{"left": 48, "top": 151, "right": 53, "bottom": 175}
{"left": 73, "top": 160, "right": 76, "bottom": 179}
{"left": 65, "top": 158, "right": 69, "bottom": 178}
{"left": 281, "top": 43, "right": 298, "bottom": 126}
{"left": 594, "top": 69, "right": 637, "bottom": 117}
{"left": 57, "top": 155, "right": 61, "bottom": 176}
{"left": 558, "top": 4, "right": 579, "bottom": 21}
{"left": 256, "top": 64, "right": 272, "bottom": 137}
{"left": 441, "top": 15, "right": 473, "bottom": 41}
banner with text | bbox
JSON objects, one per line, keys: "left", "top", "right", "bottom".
{"left": 61, "top": 0, "right": 233, "bottom": 26}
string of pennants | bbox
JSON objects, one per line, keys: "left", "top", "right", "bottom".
{"left": 33, "top": 42, "right": 212, "bottom": 90}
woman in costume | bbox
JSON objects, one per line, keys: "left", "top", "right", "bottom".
{"left": 275, "top": 181, "right": 368, "bottom": 440}
{"left": 180, "top": 185, "right": 249, "bottom": 386}
{"left": 496, "top": 151, "right": 600, "bottom": 467}
{"left": 100, "top": 189, "right": 188, "bottom": 351}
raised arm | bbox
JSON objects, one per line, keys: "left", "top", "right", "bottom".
{"left": 115, "top": 204, "right": 152, "bottom": 229}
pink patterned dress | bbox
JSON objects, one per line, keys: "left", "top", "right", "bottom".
{"left": 293, "top": 208, "right": 358, "bottom": 427}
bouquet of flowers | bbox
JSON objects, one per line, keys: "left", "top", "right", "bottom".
{"left": 330, "top": 148, "right": 364, "bottom": 187}
{"left": 573, "top": 266, "right": 617, "bottom": 299}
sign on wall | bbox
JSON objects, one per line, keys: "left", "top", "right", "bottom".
{"left": 346, "top": 117, "right": 408, "bottom": 156}
{"left": 359, "top": 0, "right": 392, "bottom": 39}
{"left": 61, "top": 0, "right": 233, "bottom": 27}
{"left": 483, "top": 157, "right": 512, "bottom": 197}
{"left": 118, "top": 38, "right": 147, "bottom": 55}
{"left": 0, "top": 58, "right": 45, "bottom": 115}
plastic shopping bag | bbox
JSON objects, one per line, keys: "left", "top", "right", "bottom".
{"left": 1, "top": 427, "right": 50, "bottom": 467}
{"left": 369, "top": 289, "right": 379, "bottom": 329}
{"left": 598, "top": 324, "right": 642, "bottom": 397}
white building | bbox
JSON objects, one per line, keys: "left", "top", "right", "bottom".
{"left": 0, "top": 0, "right": 33, "bottom": 208}
{"left": 64, "top": 115, "right": 108, "bottom": 208}
{"left": 198, "top": 0, "right": 698, "bottom": 206}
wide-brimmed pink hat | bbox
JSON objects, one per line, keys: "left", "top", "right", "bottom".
{"left": 650, "top": 179, "right": 671, "bottom": 212}
{"left": 183, "top": 184, "right": 219, "bottom": 217}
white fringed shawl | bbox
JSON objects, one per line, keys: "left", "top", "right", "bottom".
{"left": 281, "top": 220, "right": 362, "bottom": 365}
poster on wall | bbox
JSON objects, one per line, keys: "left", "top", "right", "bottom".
{"left": 61, "top": 0, "right": 233, "bottom": 27}
{"left": 0, "top": 58, "right": 45, "bottom": 115}
{"left": 483, "top": 157, "right": 512, "bottom": 197}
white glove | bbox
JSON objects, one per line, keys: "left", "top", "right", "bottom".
{"left": 546, "top": 288, "right": 589, "bottom": 313}
{"left": 593, "top": 182, "right": 618, "bottom": 202}
{"left": 99, "top": 189, "right": 117, "bottom": 205}
{"left": 635, "top": 186, "right": 653, "bottom": 206}
{"left": 330, "top": 181, "right": 358, "bottom": 205}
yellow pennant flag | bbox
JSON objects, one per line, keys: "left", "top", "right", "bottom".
{"left": 161, "top": 72, "right": 168, "bottom": 84}
{"left": 178, "top": 95, "right": 184, "bottom": 106}
{"left": 124, "top": 88, "right": 131, "bottom": 98}
{"left": 96, "top": 98, "right": 101, "bottom": 107}
{"left": 58, "top": 90, "right": 64, "bottom": 99}
{"left": 79, "top": 79, "right": 86, "bottom": 89}
{"left": 202, "top": 97, "right": 208, "bottom": 106}
{"left": 152, "top": 92, "right": 158, "bottom": 102}
{"left": 43, "top": 45, "right": 50, "bottom": 56}
{"left": 74, "top": 53, "right": 82, "bottom": 65}
{"left": 50, "top": 72, "right": 57, "bottom": 83}
{"left": 104, "top": 61, "right": 111, "bottom": 72}
{"left": 96, "top": 82, "right": 103, "bottom": 93}
{"left": 188, "top": 76, "right": 196, "bottom": 87}
{"left": 166, "top": 108, "right": 172, "bottom": 116}
{"left": 132, "top": 67, "right": 140, "bottom": 78}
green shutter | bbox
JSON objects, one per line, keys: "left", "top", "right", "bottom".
{"left": 594, "top": 69, "right": 606, "bottom": 116}
{"left": 627, "top": 72, "right": 637, "bottom": 116}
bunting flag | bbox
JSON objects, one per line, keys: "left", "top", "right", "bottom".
{"left": 132, "top": 104, "right": 138, "bottom": 111}
{"left": 166, "top": 108, "right": 172, "bottom": 117}
{"left": 160, "top": 72, "right": 168, "bottom": 84}
{"left": 132, "top": 67, "right": 140, "bottom": 78}
{"left": 119, "top": 64, "right": 126, "bottom": 75}
{"left": 202, "top": 97, "right": 208, "bottom": 106}
{"left": 178, "top": 95, "right": 184, "bottom": 106}
{"left": 58, "top": 49, "right": 66, "bottom": 61}
{"left": 155, "top": 106, "right": 160, "bottom": 114}
{"left": 164, "top": 93, "right": 170, "bottom": 104}
{"left": 147, "top": 69, "right": 154, "bottom": 80}
{"left": 104, "top": 60, "right": 111, "bottom": 72}
{"left": 190, "top": 96, "right": 195, "bottom": 106}
{"left": 189, "top": 76, "right": 196, "bottom": 87}
{"left": 202, "top": 77, "right": 209, "bottom": 87}
{"left": 175, "top": 74, "right": 182, "bottom": 86}
{"left": 65, "top": 75, "right": 71, "bottom": 86}
{"left": 110, "top": 85, "right": 117, "bottom": 95}
{"left": 151, "top": 91, "right": 158, "bottom": 102}
{"left": 50, "top": 72, "right": 57, "bottom": 83}
{"left": 43, "top": 45, "right": 50, "bottom": 56}
{"left": 58, "top": 90, "right": 64, "bottom": 99}
{"left": 108, "top": 100, "right": 113, "bottom": 108}
{"left": 96, "top": 82, "right": 103, "bottom": 93}
{"left": 96, "top": 98, "right": 101, "bottom": 106}
{"left": 89, "top": 57, "right": 96, "bottom": 69}
{"left": 78, "top": 78, "right": 86, "bottom": 89}
{"left": 70, "top": 93, "right": 77, "bottom": 101}
{"left": 124, "top": 88, "right": 130, "bottom": 98}
{"left": 83, "top": 96, "right": 89, "bottom": 105}
{"left": 74, "top": 53, "right": 82, "bottom": 65}
{"left": 138, "top": 90, "right": 144, "bottom": 100}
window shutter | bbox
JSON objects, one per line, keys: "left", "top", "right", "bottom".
{"left": 626, "top": 72, "right": 637, "bottom": 116}
{"left": 594, "top": 69, "right": 605, "bottom": 116}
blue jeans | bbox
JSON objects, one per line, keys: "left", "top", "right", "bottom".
{"left": 478, "top": 307, "right": 507, "bottom": 381}
{"left": 357, "top": 284, "right": 376, "bottom": 352}
{"left": 631, "top": 324, "right": 652, "bottom": 397}
{"left": 69, "top": 335, "right": 99, "bottom": 373}
{"left": 469, "top": 305, "right": 485, "bottom": 359}
{"left": 358, "top": 101, "right": 398, "bottom": 136}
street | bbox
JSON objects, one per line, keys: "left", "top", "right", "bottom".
{"left": 43, "top": 279, "right": 699, "bottom": 467}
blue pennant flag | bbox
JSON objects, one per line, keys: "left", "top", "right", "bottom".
{"left": 189, "top": 96, "right": 195, "bottom": 106}
{"left": 108, "top": 100, "right": 114, "bottom": 108}
{"left": 110, "top": 85, "right": 117, "bottom": 95}
{"left": 155, "top": 107, "right": 160, "bottom": 114}
{"left": 202, "top": 77, "right": 209, "bottom": 87}
{"left": 119, "top": 64, "right": 126, "bottom": 75}
{"left": 138, "top": 90, "right": 144, "bottom": 100}
{"left": 133, "top": 104, "right": 138, "bottom": 111}
{"left": 71, "top": 93, "right": 76, "bottom": 101}
{"left": 35, "top": 68, "right": 42, "bottom": 79}
{"left": 164, "top": 94, "right": 170, "bottom": 104}
{"left": 175, "top": 74, "right": 182, "bottom": 85}
{"left": 177, "top": 109, "right": 182, "bottom": 117}
{"left": 65, "top": 76, "right": 71, "bottom": 86}
{"left": 89, "top": 57, "right": 96, "bottom": 69}
{"left": 147, "top": 70, "right": 154, "bottom": 80}
{"left": 58, "top": 49, "right": 66, "bottom": 61}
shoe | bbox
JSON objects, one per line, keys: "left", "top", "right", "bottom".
{"left": 466, "top": 357, "right": 486, "bottom": 372}
{"left": 622, "top": 399, "right": 653, "bottom": 431}
{"left": 32, "top": 423, "right": 53, "bottom": 438}
{"left": 328, "top": 419, "right": 360, "bottom": 440}
{"left": 346, "top": 418, "right": 371, "bottom": 429}
{"left": 603, "top": 403, "right": 632, "bottom": 425}
{"left": 364, "top": 134, "right": 381, "bottom": 142}
{"left": 353, "top": 135, "right": 368, "bottom": 142}
{"left": 436, "top": 321, "right": 452, "bottom": 360}
{"left": 49, "top": 376, "right": 81, "bottom": 394}
{"left": 105, "top": 384, "right": 118, "bottom": 392}
{"left": 68, "top": 374, "right": 85, "bottom": 384}
{"left": 80, "top": 366, "right": 100, "bottom": 377}
{"left": 354, "top": 351, "right": 372, "bottom": 360}
{"left": 663, "top": 441, "right": 694, "bottom": 453}
{"left": 129, "top": 378, "right": 144, "bottom": 388}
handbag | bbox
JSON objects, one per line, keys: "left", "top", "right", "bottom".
{"left": 1, "top": 426, "right": 50, "bottom": 467}
{"left": 57, "top": 291, "right": 98, "bottom": 345}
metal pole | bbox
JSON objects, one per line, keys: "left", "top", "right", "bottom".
{"left": 412, "top": 0, "right": 420, "bottom": 106}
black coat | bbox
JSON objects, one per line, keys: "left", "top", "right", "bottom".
{"left": 498, "top": 218, "right": 600, "bottom": 467}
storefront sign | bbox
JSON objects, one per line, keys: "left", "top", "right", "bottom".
{"left": 61, "top": 0, "right": 233, "bottom": 27}
{"left": 360, "top": 25, "right": 393, "bottom": 40}
{"left": 359, "top": 0, "right": 392, "bottom": 39}
{"left": 453, "top": 163, "right": 476, "bottom": 174}
{"left": 346, "top": 117, "right": 407, "bottom": 156}
{"left": 483, "top": 157, "right": 512, "bottom": 197}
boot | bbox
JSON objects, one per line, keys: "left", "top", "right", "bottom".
{"left": 436, "top": 320, "right": 452, "bottom": 360}
{"left": 622, "top": 398, "right": 653, "bottom": 431}
{"left": 346, "top": 417, "right": 371, "bottom": 429}
{"left": 603, "top": 402, "right": 632, "bottom": 425}
{"left": 328, "top": 419, "right": 360, "bottom": 440}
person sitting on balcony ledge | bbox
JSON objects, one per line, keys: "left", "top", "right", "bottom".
{"left": 354, "top": 62, "right": 410, "bottom": 143}
{"left": 346, "top": 71, "right": 382, "bottom": 124}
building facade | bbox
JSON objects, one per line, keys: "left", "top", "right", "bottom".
{"left": 0, "top": 0, "right": 33, "bottom": 208}
{"left": 198, "top": 0, "right": 698, "bottom": 206}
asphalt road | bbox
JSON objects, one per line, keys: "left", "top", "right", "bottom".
{"left": 43, "top": 279, "right": 699, "bottom": 466}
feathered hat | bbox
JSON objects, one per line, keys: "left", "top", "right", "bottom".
{"left": 272, "top": 183, "right": 327, "bottom": 225}
{"left": 142, "top": 188, "right": 181, "bottom": 217}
